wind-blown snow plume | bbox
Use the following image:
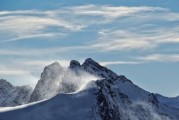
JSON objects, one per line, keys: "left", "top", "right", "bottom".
{"left": 29, "top": 60, "right": 100, "bottom": 102}
{"left": 61, "top": 68, "right": 100, "bottom": 93}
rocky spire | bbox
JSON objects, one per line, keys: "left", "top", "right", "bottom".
{"left": 82, "top": 58, "right": 118, "bottom": 79}
{"left": 29, "top": 62, "right": 64, "bottom": 103}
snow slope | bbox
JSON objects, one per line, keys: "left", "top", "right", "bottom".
{"left": 156, "top": 94, "right": 179, "bottom": 109}
{"left": 0, "top": 86, "right": 97, "bottom": 120}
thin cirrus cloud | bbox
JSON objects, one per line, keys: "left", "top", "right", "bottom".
{"left": 0, "top": 5, "right": 179, "bottom": 63}
{"left": 0, "top": 5, "right": 175, "bottom": 43}
{"left": 89, "top": 26, "right": 179, "bottom": 51}
{"left": 100, "top": 61, "right": 142, "bottom": 66}
{"left": 0, "top": 11, "right": 84, "bottom": 42}
{"left": 136, "top": 54, "right": 179, "bottom": 62}
{"left": 0, "top": 45, "right": 88, "bottom": 56}
{"left": 0, "top": 69, "right": 29, "bottom": 75}
{"left": 68, "top": 5, "right": 166, "bottom": 19}
{"left": 0, "top": 33, "right": 59, "bottom": 42}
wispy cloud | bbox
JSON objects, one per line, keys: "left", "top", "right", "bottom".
{"left": 0, "top": 5, "right": 175, "bottom": 43}
{"left": 100, "top": 61, "right": 142, "bottom": 66}
{"left": 89, "top": 24, "right": 179, "bottom": 51}
{"left": 0, "top": 45, "right": 88, "bottom": 56}
{"left": 0, "top": 69, "right": 29, "bottom": 75}
{"left": 0, "top": 10, "right": 84, "bottom": 42}
{"left": 0, "top": 33, "right": 60, "bottom": 42}
{"left": 69, "top": 5, "right": 166, "bottom": 20}
{"left": 136, "top": 54, "right": 179, "bottom": 62}
{"left": 19, "top": 60, "right": 70, "bottom": 68}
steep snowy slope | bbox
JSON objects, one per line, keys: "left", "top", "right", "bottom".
{"left": 0, "top": 76, "right": 179, "bottom": 120}
{"left": 156, "top": 94, "right": 179, "bottom": 109}
{"left": 82, "top": 58, "right": 118, "bottom": 79}
{"left": 0, "top": 85, "right": 97, "bottom": 120}
{"left": 0, "top": 79, "right": 33, "bottom": 107}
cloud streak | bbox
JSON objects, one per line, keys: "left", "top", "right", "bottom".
{"left": 89, "top": 20, "right": 179, "bottom": 51}
{"left": 136, "top": 54, "right": 179, "bottom": 62}
{"left": 100, "top": 61, "right": 142, "bottom": 66}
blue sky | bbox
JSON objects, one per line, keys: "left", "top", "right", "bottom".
{"left": 0, "top": 0, "right": 179, "bottom": 97}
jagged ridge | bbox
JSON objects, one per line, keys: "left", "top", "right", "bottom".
{"left": 1, "top": 58, "right": 179, "bottom": 120}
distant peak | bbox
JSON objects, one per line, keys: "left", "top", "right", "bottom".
{"left": 45, "top": 62, "right": 62, "bottom": 69}
{"left": 69, "top": 60, "right": 81, "bottom": 69}
{"left": 0, "top": 79, "right": 7, "bottom": 82}
{"left": 82, "top": 58, "right": 99, "bottom": 66}
{"left": 51, "top": 61, "right": 61, "bottom": 66}
{"left": 0, "top": 79, "right": 11, "bottom": 84}
{"left": 0, "top": 79, "right": 13, "bottom": 88}
{"left": 41, "top": 61, "right": 64, "bottom": 79}
{"left": 85, "top": 58, "right": 96, "bottom": 62}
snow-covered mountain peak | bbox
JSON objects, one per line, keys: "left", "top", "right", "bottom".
{"left": 0, "top": 79, "right": 14, "bottom": 90}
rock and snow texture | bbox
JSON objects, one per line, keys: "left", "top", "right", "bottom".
{"left": 0, "top": 58, "right": 179, "bottom": 120}
{"left": 0, "top": 77, "right": 179, "bottom": 120}
{"left": 0, "top": 79, "right": 33, "bottom": 107}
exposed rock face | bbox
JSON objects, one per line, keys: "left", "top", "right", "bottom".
{"left": 69, "top": 60, "right": 81, "bottom": 69}
{"left": 81, "top": 58, "right": 118, "bottom": 79}
{"left": 29, "top": 62, "right": 64, "bottom": 102}
{"left": 94, "top": 78, "right": 173, "bottom": 120}
{"left": 148, "top": 93, "right": 159, "bottom": 107}
{"left": 0, "top": 79, "right": 32, "bottom": 107}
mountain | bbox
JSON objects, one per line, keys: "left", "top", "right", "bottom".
{"left": 0, "top": 58, "right": 179, "bottom": 120}
{"left": 28, "top": 58, "right": 117, "bottom": 103}
{"left": 0, "top": 79, "right": 33, "bottom": 107}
